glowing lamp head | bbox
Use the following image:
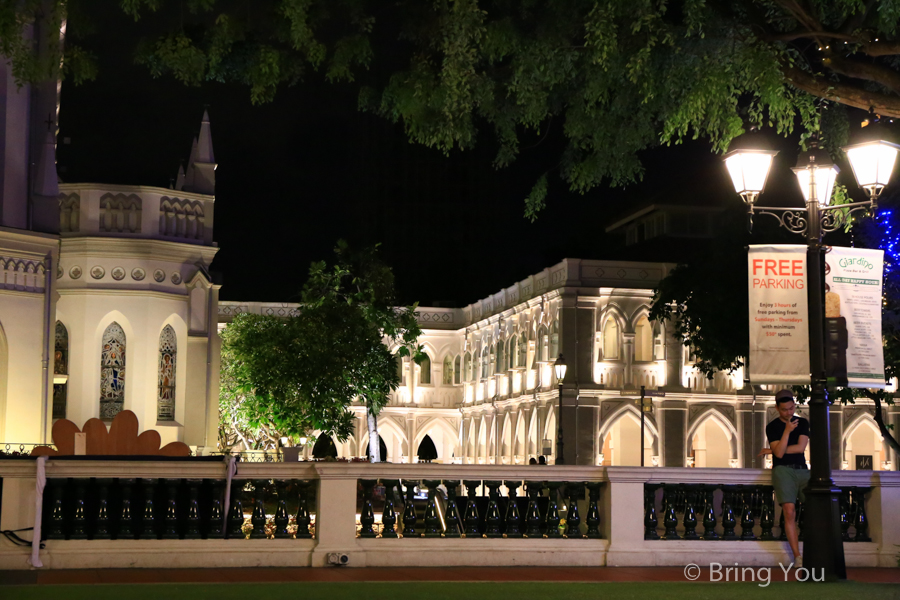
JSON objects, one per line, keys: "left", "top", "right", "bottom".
{"left": 553, "top": 354, "right": 567, "bottom": 382}
{"left": 842, "top": 139, "right": 899, "bottom": 200}
{"left": 723, "top": 131, "right": 778, "bottom": 204}
{"left": 792, "top": 144, "right": 839, "bottom": 207}
{"left": 724, "top": 149, "right": 777, "bottom": 204}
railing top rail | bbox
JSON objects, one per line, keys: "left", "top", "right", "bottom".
{"left": 0, "top": 460, "right": 897, "bottom": 487}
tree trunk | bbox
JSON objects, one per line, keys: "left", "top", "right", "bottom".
{"left": 367, "top": 405, "right": 381, "bottom": 463}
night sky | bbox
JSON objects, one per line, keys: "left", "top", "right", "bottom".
{"left": 55, "top": 6, "right": 865, "bottom": 307}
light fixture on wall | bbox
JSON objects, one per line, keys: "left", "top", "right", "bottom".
{"left": 686, "top": 456, "right": 695, "bottom": 468}
{"left": 729, "top": 458, "right": 739, "bottom": 468}
{"left": 651, "top": 455, "right": 660, "bottom": 467}
{"left": 841, "top": 460, "right": 849, "bottom": 470}
{"left": 598, "top": 452, "right": 605, "bottom": 466}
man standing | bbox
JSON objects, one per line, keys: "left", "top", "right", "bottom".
{"left": 759, "top": 389, "right": 810, "bottom": 567}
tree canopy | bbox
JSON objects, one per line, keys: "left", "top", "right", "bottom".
{"left": 218, "top": 241, "right": 422, "bottom": 453}
{"left": 9, "top": 1, "right": 900, "bottom": 217}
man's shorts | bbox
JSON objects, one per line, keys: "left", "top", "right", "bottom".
{"left": 772, "top": 465, "right": 811, "bottom": 505}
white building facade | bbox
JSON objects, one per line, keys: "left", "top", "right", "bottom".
{"left": 219, "top": 258, "right": 900, "bottom": 471}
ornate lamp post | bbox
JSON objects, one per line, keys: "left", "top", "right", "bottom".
{"left": 554, "top": 354, "right": 568, "bottom": 465}
{"left": 723, "top": 127, "right": 898, "bottom": 581}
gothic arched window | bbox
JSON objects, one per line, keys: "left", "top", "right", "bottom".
{"left": 157, "top": 325, "right": 177, "bottom": 421}
{"left": 602, "top": 318, "right": 619, "bottom": 360}
{"left": 443, "top": 355, "right": 454, "bottom": 385}
{"left": 419, "top": 353, "right": 432, "bottom": 385}
{"left": 100, "top": 322, "right": 126, "bottom": 419}
{"left": 454, "top": 355, "right": 461, "bottom": 385}
{"left": 53, "top": 321, "right": 68, "bottom": 419}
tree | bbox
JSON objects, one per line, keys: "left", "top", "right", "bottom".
{"left": 9, "top": 1, "right": 900, "bottom": 216}
{"left": 650, "top": 205, "right": 900, "bottom": 455}
{"left": 219, "top": 241, "right": 423, "bottom": 460}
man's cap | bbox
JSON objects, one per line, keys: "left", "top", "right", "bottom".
{"left": 775, "top": 389, "right": 794, "bottom": 401}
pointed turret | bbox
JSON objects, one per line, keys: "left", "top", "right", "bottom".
{"left": 184, "top": 111, "right": 216, "bottom": 195}
{"left": 175, "top": 163, "right": 185, "bottom": 191}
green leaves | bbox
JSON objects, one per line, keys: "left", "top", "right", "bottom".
{"left": 219, "top": 241, "right": 422, "bottom": 449}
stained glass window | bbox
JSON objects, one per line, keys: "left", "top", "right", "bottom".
{"left": 100, "top": 322, "right": 126, "bottom": 419}
{"left": 53, "top": 321, "right": 68, "bottom": 419}
{"left": 157, "top": 325, "right": 177, "bottom": 421}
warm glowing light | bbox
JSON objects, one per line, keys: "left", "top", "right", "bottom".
{"left": 843, "top": 140, "right": 899, "bottom": 197}
{"left": 724, "top": 149, "right": 777, "bottom": 202}
{"left": 793, "top": 164, "right": 839, "bottom": 207}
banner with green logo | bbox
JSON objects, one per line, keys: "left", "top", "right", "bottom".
{"left": 824, "top": 247, "right": 885, "bottom": 389}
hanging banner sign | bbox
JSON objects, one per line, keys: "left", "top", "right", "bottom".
{"left": 748, "top": 245, "right": 810, "bottom": 384}
{"left": 825, "top": 247, "right": 886, "bottom": 388}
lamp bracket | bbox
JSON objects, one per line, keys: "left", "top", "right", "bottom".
{"left": 749, "top": 197, "right": 876, "bottom": 235}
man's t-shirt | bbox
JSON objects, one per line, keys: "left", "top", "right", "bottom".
{"left": 766, "top": 417, "right": 810, "bottom": 467}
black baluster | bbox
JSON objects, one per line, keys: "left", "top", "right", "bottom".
{"left": 358, "top": 479, "right": 377, "bottom": 538}
{"left": 92, "top": 478, "right": 112, "bottom": 539}
{"left": 295, "top": 481, "right": 313, "bottom": 539}
{"left": 227, "top": 480, "right": 245, "bottom": 539}
{"left": 682, "top": 486, "right": 698, "bottom": 540}
{"left": 720, "top": 487, "right": 737, "bottom": 540}
{"left": 208, "top": 480, "right": 226, "bottom": 539}
{"left": 483, "top": 480, "right": 503, "bottom": 538}
{"left": 796, "top": 500, "right": 804, "bottom": 542}
{"left": 250, "top": 480, "right": 267, "bottom": 539}
{"left": 272, "top": 480, "right": 290, "bottom": 539}
{"left": 778, "top": 508, "right": 787, "bottom": 541}
{"left": 661, "top": 486, "right": 679, "bottom": 540}
{"left": 380, "top": 480, "right": 398, "bottom": 538}
{"left": 585, "top": 482, "right": 602, "bottom": 539}
{"left": 401, "top": 480, "right": 419, "bottom": 537}
{"left": 740, "top": 486, "right": 757, "bottom": 540}
{"left": 442, "top": 480, "right": 462, "bottom": 537}
{"left": 463, "top": 480, "right": 480, "bottom": 537}
{"left": 69, "top": 480, "right": 88, "bottom": 540}
{"left": 185, "top": 480, "right": 202, "bottom": 539}
{"left": 525, "top": 481, "right": 544, "bottom": 538}
{"left": 116, "top": 479, "right": 135, "bottom": 540}
{"left": 840, "top": 489, "right": 851, "bottom": 541}
{"left": 423, "top": 480, "right": 443, "bottom": 537}
{"left": 162, "top": 478, "right": 180, "bottom": 540}
{"left": 759, "top": 488, "right": 774, "bottom": 541}
{"left": 504, "top": 481, "right": 523, "bottom": 538}
{"left": 140, "top": 479, "right": 157, "bottom": 540}
{"left": 565, "top": 483, "right": 583, "bottom": 539}
{"left": 854, "top": 487, "right": 871, "bottom": 542}
{"left": 644, "top": 485, "right": 660, "bottom": 540}
{"left": 700, "top": 486, "right": 719, "bottom": 541}
{"left": 46, "top": 478, "right": 65, "bottom": 539}
{"left": 544, "top": 482, "right": 562, "bottom": 538}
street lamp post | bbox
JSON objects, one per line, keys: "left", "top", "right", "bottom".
{"left": 724, "top": 127, "right": 898, "bottom": 581}
{"left": 554, "top": 354, "right": 568, "bottom": 465}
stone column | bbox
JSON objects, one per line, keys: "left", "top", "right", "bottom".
{"left": 659, "top": 400, "right": 687, "bottom": 467}
{"left": 737, "top": 402, "right": 766, "bottom": 468}
{"left": 830, "top": 406, "right": 843, "bottom": 471}
{"left": 311, "top": 465, "right": 363, "bottom": 566}
{"left": 604, "top": 467, "right": 651, "bottom": 566}
{"left": 661, "top": 318, "right": 689, "bottom": 391}
{"left": 406, "top": 412, "right": 417, "bottom": 463}
{"left": 890, "top": 403, "right": 900, "bottom": 470}
{"left": 623, "top": 333, "right": 635, "bottom": 389}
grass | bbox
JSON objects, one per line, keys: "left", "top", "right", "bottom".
{"left": 3, "top": 582, "right": 900, "bottom": 600}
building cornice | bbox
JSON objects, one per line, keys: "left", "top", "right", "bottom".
{"left": 60, "top": 237, "right": 219, "bottom": 263}
{"left": 59, "top": 182, "right": 215, "bottom": 204}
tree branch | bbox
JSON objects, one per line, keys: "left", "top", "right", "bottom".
{"left": 784, "top": 66, "right": 900, "bottom": 117}
{"left": 861, "top": 41, "right": 900, "bottom": 57}
{"left": 768, "top": 30, "right": 858, "bottom": 43}
{"left": 772, "top": 0, "right": 822, "bottom": 33}
{"left": 863, "top": 389, "right": 900, "bottom": 456}
{"left": 823, "top": 55, "right": 900, "bottom": 95}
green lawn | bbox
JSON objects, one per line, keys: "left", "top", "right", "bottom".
{"left": 3, "top": 582, "right": 899, "bottom": 600}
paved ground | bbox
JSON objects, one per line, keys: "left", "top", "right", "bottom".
{"left": 2, "top": 567, "right": 899, "bottom": 585}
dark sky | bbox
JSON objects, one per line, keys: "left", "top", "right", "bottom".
{"left": 55, "top": 5, "right": 865, "bottom": 306}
